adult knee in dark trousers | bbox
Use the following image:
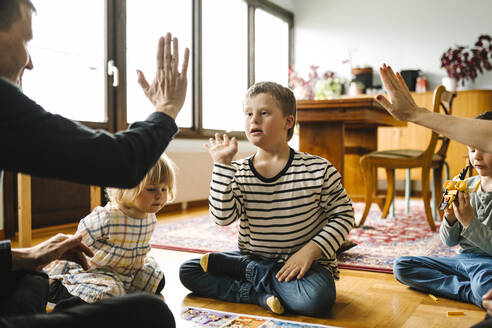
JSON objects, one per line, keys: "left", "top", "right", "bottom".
{"left": 0, "top": 271, "right": 49, "bottom": 317}
{"left": 1, "top": 293, "right": 175, "bottom": 328}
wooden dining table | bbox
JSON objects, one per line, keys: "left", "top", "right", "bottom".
{"left": 296, "top": 97, "right": 406, "bottom": 201}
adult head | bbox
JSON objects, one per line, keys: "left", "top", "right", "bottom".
{"left": 0, "top": 0, "right": 35, "bottom": 84}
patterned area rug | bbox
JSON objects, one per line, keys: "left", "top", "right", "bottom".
{"left": 151, "top": 200, "right": 458, "bottom": 273}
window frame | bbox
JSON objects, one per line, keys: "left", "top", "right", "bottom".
{"left": 91, "top": 0, "right": 294, "bottom": 139}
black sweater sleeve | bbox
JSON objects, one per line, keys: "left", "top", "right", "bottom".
{"left": 0, "top": 78, "right": 178, "bottom": 188}
{"left": 0, "top": 241, "right": 12, "bottom": 276}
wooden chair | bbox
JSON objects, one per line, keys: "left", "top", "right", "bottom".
{"left": 17, "top": 173, "right": 101, "bottom": 247}
{"left": 358, "top": 85, "right": 456, "bottom": 231}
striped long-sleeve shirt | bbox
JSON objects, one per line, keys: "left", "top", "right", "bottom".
{"left": 209, "top": 149, "right": 355, "bottom": 279}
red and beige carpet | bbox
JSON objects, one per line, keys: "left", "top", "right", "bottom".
{"left": 151, "top": 200, "right": 458, "bottom": 273}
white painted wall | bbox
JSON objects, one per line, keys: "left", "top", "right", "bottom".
{"left": 165, "top": 139, "right": 256, "bottom": 204}
{"left": 287, "top": 0, "right": 492, "bottom": 90}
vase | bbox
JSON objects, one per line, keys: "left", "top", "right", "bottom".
{"left": 458, "top": 78, "right": 476, "bottom": 91}
{"left": 441, "top": 76, "right": 457, "bottom": 92}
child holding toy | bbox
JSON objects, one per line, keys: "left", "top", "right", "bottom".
{"left": 179, "top": 82, "right": 354, "bottom": 317}
{"left": 393, "top": 111, "right": 492, "bottom": 308}
{"left": 45, "top": 155, "right": 176, "bottom": 310}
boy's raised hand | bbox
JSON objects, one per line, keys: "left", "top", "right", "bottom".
{"left": 205, "top": 133, "right": 238, "bottom": 165}
{"left": 275, "top": 241, "right": 322, "bottom": 282}
{"left": 452, "top": 191, "right": 474, "bottom": 227}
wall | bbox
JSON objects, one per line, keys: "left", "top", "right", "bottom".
{"left": 288, "top": 0, "right": 492, "bottom": 90}
{"left": 165, "top": 139, "right": 255, "bottom": 205}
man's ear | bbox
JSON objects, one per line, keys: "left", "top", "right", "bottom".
{"left": 285, "top": 115, "right": 295, "bottom": 130}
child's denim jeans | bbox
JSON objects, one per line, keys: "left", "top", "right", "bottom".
{"left": 393, "top": 252, "right": 492, "bottom": 307}
{"left": 179, "top": 251, "right": 336, "bottom": 317}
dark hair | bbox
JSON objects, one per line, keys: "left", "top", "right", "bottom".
{"left": 0, "top": 0, "right": 35, "bottom": 31}
{"left": 245, "top": 81, "right": 297, "bottom": 141}
{"left": 475, "top": 111, "right": 492, "bottom": 121}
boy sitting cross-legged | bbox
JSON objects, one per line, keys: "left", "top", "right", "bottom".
{"left": 179, "top": 81, "right": 355, "bottom": 317}
{"left": 393, "top": 111, "right": 492, "bottom": 309}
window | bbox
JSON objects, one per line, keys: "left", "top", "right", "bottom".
{"left": 202, "top": 0, "right": 248, "bottom": 132}
{"left": 254, "top": 8, "right": 290, "bottom": 86}
{"left": 21, "top": 0, "right": 293, "bottom": 136}
{"left": 23, "top": 0, "right": 106, "bottom": 123}
{"left": 126, "top": 0, "right": 193, "bottom": 127}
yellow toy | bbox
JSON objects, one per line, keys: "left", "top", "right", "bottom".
{"left": 439, "top": 166, "right": 481, "bottom": 210}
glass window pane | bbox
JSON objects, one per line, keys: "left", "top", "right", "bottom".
{"left": 126, "top": 0, "right": 192, "bottom": 127}
{"left": 202, "top": 0, "right": 247, "bottom": 132}
{"left": 255, "top": 9, "right": 289, "bottom": 86}
{"left": 22, "top": 1, "right": 105, "bottom": 122}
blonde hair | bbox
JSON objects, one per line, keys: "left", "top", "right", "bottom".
{"left": 245, "top": 81, "right": 297, "bottom": 141}
{"left": 105, "top": 154, "right": 177, "bottom": 206}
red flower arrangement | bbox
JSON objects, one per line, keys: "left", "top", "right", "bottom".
{"left": 440, "top": 34, "right": 492, "bottom": 85}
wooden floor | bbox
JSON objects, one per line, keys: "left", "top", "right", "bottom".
{"left": 21, "top": 206, "right": 486, "bottom": 328}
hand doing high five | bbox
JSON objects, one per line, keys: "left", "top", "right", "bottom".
{"left": 137, "top": 33, "right": 190, "bottom": 119}
{"left": 205, "top": 133, "right": 238, "bottom": 166}
{"left": 375, "top": 64, "right": 423, "bottom": 122}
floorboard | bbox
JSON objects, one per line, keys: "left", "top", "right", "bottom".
{"left": 17, "top": 206, "right": 487, "bottom": 327}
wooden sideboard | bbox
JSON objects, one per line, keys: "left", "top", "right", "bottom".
{"left": 297, "top": 97, "right": 406, "bottom": 200}
{"left": 378, "top": 89, "right": 492, "bottom": 183}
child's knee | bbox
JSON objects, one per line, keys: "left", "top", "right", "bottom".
{"left": 472, "top": 271, "right": 492, "bottom": 300}
{"left": 179, "top": 258, "right": 202, "bottom": 288}
{"left": 288, "top": 286, "right": 336, "bottom": 317}
{"left": 393, "top": 256, "right": 415, "bottom": 281}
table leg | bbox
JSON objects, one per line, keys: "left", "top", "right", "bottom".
{"left": 344, "top": 127, "right": 378, "bottom": 200}
{"left": 17, "top": 173, "right": 32, "bottom": 247}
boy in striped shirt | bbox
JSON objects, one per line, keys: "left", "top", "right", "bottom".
{"left": 180, "top": 81, "right": 354, "bottom": 317}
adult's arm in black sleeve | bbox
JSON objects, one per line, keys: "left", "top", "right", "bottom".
{"left": 0, "top": 78, "right": 178, "bottom": 188}
{"left": 0, "top": 240, "right": 12, "bottom": 277}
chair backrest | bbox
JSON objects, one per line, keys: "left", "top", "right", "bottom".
{"left": 435, "top": 89, "right": 457, "bottom": 159}
{"left": 420, "top": 85, "right": 456, "bottom": 163}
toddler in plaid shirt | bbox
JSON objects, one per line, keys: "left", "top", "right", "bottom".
{"left": 44, "top": 155, "right": 176, "bottom": 310}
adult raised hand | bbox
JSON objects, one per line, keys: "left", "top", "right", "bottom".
{"left": 12, "top": 233, "right": 94, "bottom": 271}
{"left": 137, "top": 33, "right": 190, "bottom": 120}
{"left": 375, "top": 64, "right": 425, "bottom": 122}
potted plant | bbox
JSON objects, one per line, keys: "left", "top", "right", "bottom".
{"left": 288, "top": 66, "right": 342, "bottom": 100}
{"left": 440, "top": 34, "right": 492, "bottom": 90}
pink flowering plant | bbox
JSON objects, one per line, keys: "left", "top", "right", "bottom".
{"left": 441, "top": 34, "right": 492, "bottom": 85}
{"left": 288, "top": 65, "right": 341, "bottom": 100}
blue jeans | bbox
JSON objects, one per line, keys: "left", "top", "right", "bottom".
{"left": 179, "top": 251, "right": 336, "bottom": 317}
{"left": 393, "top": 253, "right": 492, "bottom": 308}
